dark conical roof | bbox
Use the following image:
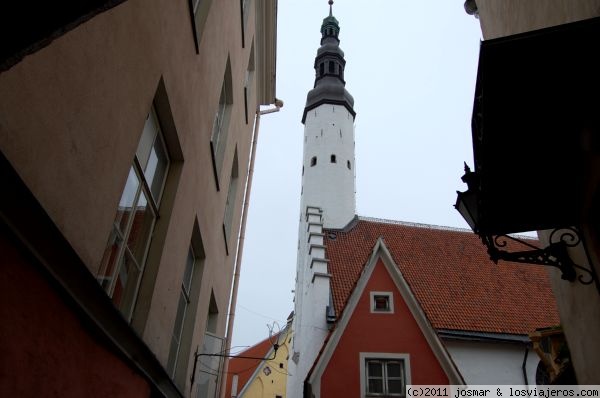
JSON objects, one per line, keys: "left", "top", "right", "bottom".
{"left": 302, "top": 4, "right": 355, "bottom": 123}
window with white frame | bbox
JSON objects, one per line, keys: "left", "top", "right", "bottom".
{"left": 243, "top": 42, "right": 255, "bottom": 124}
{"left": 210, "top": 57, "right": 233, "bottom": 187}
{"left": 98, "top": 106, "right": 169, "bottom": 321}
{"left": 190, "top": 0, "right": 213, "bottom": 52}
{"left": 223, "top": 149, "right": 239, "bottom": 252}
{"left": 370, "top": 291, "right": 394, "bottom": 313}
{"left": 360, "top": 353, "right": 410, "bottom": 398}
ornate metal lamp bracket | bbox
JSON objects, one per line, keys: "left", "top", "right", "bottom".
{"left": 481, "top": 228, "right": 599, "bottom": 292}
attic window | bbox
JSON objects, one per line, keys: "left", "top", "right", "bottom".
{"left": 331, "top": 154, "right": 336, "bottom": 163}
{"left": 311, "top": 156, "right": 317, "bottom": 167}
{"left": 370, "top": 292, "right": 394, "bottom": 313}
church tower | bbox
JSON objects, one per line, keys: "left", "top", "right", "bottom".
{"left": 300, "top": 1, "right": 356, "bottom": 230}
{"left": 287, "top": 3, "right": 356, "bottom": 396}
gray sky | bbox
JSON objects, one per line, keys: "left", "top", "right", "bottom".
{"left": 231, "top": 0, "right": 483, "bottom": 350}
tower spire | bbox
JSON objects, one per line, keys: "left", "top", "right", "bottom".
{"left": 302, "top": 3, "right": 355, "bottom": 123}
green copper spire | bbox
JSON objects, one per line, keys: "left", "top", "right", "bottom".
{"left": 320, "top": 0, "right": 340, "bottom": 43}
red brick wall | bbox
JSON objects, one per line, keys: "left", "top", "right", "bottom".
{"left": 0, "top": 231, "right": 151, "bottom": 398}
{"left": 320, "top": 259, "right": 449, "bottom": 397}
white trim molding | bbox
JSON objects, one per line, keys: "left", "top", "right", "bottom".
{"left": 359, "top": 352, "right": 411, "bottom": 398}
{"left": 370, "top": 291, "right": 394, "bottom": 314}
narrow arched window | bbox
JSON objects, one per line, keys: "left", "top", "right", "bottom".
{"left": 347, "top": 160, "right": 351, "bottom": 170}
{"left": 329, "top": 61, "right": 334, "bottom": 74}
{"left": 330, "top": 154, "right": 336, "bottom": 163}
{"left": 311, "top": 156, "right": 317, "bottom": 167}
{"left": 319, "top": 63, "right": 324, "bottom": 76}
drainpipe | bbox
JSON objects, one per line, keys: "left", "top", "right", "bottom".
{"left": 219, "top": 99, "right": 283, "bottom": 398}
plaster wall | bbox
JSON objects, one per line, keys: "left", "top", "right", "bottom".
{"left": 445, "top": 340, "right": 538, "bottom": 385}
{"left": 288, "top": 208, "right": 331, "bottom": 398}
{"left": 538, "top": 231, "right": 600, "bottom": 384}
{"left": 472, "top": 1, "right": 600, "bottom": 385}
{"left": 475, "top": 0, "right": 600, "bottom": 40}
{"left": 301, "top": 103, "right": 356, "bottom": 229}
{"left": 316, "top": 259, "right": 449, "bottom": 398}
{"left": 239, "top": 328, "right": 291, "bottom": 398}
{"left": 0, "top": 0, "right": 265, "bottom": 394}
{"left": 0, "top": 230, "right": 151, "bottom": 398}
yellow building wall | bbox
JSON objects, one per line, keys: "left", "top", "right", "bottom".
{"left": 241, "top": 328, "right": 291, "bottom": 398}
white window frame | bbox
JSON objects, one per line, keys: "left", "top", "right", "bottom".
{"left": 359, "top": 353, "right": 411, "bottom": 398}
{"left": 370, "top": 291, "right": 394, "bottom": 314}
{"left": 98, "top": 105, "right": 170, "bottom": 321}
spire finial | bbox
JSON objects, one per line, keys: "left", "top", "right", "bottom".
{"left": 328, "top": 0, "right": 333, "bottom": 16}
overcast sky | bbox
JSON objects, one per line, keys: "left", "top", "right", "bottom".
{"left": 231, "top": 0, "right": 483, "bottom": 350}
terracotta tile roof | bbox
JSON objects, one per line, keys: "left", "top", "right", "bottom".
{"left": 324, "top": 217, "right": 560, "bottom": 335}
{"left": 224, "top": 335, "right": 273, "bottom": 398}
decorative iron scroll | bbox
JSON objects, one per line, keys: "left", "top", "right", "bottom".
{"left": 480, "top": 227, "right": 598, "bottom": 290}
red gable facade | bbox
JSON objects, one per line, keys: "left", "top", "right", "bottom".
{"left": 305, "top": 217, "right": 559, "bottom": 396}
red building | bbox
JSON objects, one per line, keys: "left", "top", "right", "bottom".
{"left": 304, "top": 217, "right": 560, "bottom": 396}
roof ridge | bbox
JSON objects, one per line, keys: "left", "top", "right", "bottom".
{"left": 357, "top": 216, "right": 473, "bottom": 233}
{"left": 355, "top": 216, "right": 538, "bottom": 240}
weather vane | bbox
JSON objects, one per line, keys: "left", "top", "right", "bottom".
{"left": 329, "top": 0, "right": 333, "bottom": 16}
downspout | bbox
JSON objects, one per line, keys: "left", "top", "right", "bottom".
{"left": 219, "top": 100, "right": 283, "bottom": 398}
{"left": 522, "top": 343, "right": 530, "bottom": 387}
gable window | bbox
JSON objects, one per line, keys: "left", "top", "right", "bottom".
{"left": 98, "top": 105, "right": 169, "bottom": 321}
{"left": 210, "top": 57, "right": 233, "bottom": 189}
{"left": 167, "top": 225, "right": 206, "bottom": 388}
{"left": 370, "top": 291, "right": 394, "bottom": 313}
{"left": 366, "top": 359, "right": 405, "bottom": 396}
{"left": 330, "top": 154, "right": 337, "bottom": 163}
{"left": 360, "top": 353, "right": 410, "bottom": 398}
{"left": 311, "top": 156, "right": 317, "bottom": 167}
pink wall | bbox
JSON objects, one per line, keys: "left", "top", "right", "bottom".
{"left": 321, "top": 259, "right": 449, "bottom": 397}
{"left": 0, "top": 232, "right": 151, "bottom": 398}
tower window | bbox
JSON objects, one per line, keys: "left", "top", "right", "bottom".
{"left": 330, "top": 154, "right": 336, "bottom": 163}
{"left": 329, "top": 61, "right": 335, "bottom": 74}
{"left": 311, "top": 156, "right": 317, "bottom": 167}
{"left": 319, "top": 63, "right": 324, "bottom": 76}
{"left": 347, "top": 160, "right": 351, "bottom": 170}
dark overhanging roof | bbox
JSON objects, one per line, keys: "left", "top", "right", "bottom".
{"left": 470, "top": 16, "right": 600, "bottom": 235}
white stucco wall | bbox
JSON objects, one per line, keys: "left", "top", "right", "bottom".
{"left": 301, "top": 103, "right": 356, "bottom": 229}
{"left": 445, "top": 340, "right": 539, "bottom": 385}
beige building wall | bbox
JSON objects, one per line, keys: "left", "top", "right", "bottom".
{"left": 472, "top": 0, "right": 600, "bottom": 384}
{"left": 0, "top": 0, "right": 276, "bottom": 396}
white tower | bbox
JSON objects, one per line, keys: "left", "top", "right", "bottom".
{"left": 287, "top": 3, "right": 356, "bottom": 396}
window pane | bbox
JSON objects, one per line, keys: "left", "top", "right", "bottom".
{"left": 387, "top": 379, "right": 404, "bottom": 395}
{"left": 127, "top": 190, "right": 156, "bottom": 265}
{"left": 144, "top": 134, "right": 169, "bottom": 204}
{"left": 387, "top": 362, "right": 402, "bottom": 378}
{"left": 137, "top": 111, "right": 158, "bottom": 171}
{"left": 112, "top": 251, "right": 142, "bottom": 317}
{"left": 183, "top": 247, "right": 195, "bottom": 294}
{"left": 115, "top": 166, "right": 140, "bottom": 233}
{"left": 173, "top": 292, "right": 188, "bottom": 344}
{"left": 97, "top": 227, "right": 123, "bottom": 291}
{"left": 368, "top": 379, "right": 384, "bottom": 394}
{"left": 167, "top": 333, "right": 180, "bottom": 377}
{"left": 368, "top": 361, "right": 383, "bottom": 377}
{"left": 374, "top": 295, "right": 389, "bottom": 311}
